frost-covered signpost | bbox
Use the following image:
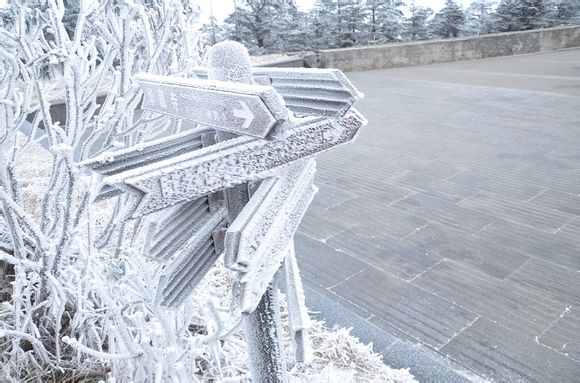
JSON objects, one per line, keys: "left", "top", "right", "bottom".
{"left": 82, "top": 41, "right": 365, "bottom": 381}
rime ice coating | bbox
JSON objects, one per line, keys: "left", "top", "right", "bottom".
{"left": 193, "top": 66, "right": 364, "bottom": 118}
{"left": 225, "top": 160, "right": 318, "bottom": 314}
{"left": 135, "top": 74, "right": 288, "bottom": 139}
{"left": 85, "top": 110, "right": 365, "bottom": 218}
{"left": 207, "top": 41, "right": 254, "bottom": 84}
{"left": 155, "top": 207, "right": 228, "bottom": 308}
{"left": 281, "top": 246, "right": 313, "bottom": 363}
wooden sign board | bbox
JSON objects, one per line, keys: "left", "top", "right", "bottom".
{"left": 84, "top": 110, "right": 365, "bottom": 218}
{"left": 155, "top": 206, "right": 228, "bottom": 308}
{"left": 225, "top": 160, "right": 317, "bottom": 313}
{"left": 135, "top": 74, "right": 289, "bottom": 139}
{"left": 81, "top": 127, "right": 211, "bottom": 201}
{"left": 192, "top": 67, "right": 364, "bottom": 118}
{"left": 144, "top": 197, "right": 211, "bottom": 262}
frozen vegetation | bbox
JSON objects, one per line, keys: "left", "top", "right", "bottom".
{"left": 201, "top": 0, "right": 579, "bottom": 54}
{"left": 0, "top": 0, "right": 416, "bottom": 381}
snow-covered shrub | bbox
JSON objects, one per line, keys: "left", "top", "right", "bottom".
{"left": 0, "top": 0, "right": 209, "bottom": 380}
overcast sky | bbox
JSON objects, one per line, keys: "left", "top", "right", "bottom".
{"left": 200, "top": 0, "right": 470, "bottom": 22}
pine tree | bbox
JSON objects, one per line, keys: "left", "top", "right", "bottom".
{"left": 365, "top": 0, "right": 387, "bottom": 44}
{"left": 403, "top": 5, "right": 434, "bottom": 41}
{"left": 225, "top": 0, "right": 300, "bottom": 54}
{"left": 430, "top": 0, "right": 466, "bottom": 38}
{"left": 552, "top": 1, "right": 577, "bottom": 25}
{"left": 463, "top": 0, "right": 496, "bottom": 35}
{"left": 199, "top": 17, "right": 231, "bottom": 50}
{"left": 364, "top": 0, "right": 404, "bottom": 44}
{"left": 493, "top": 0, "right": 552, "bottom": 31}
{"left": 493, "top": 0, "right": 521, "bottom": 30}
{"left": 340, "top": 0, "right": 366, "bottom": 47}
{"left": 279, "top": 4, "right": 310, "bottom": 52}
{"left": 518, "top": 0, "right": 552, "bottom": 29}
{"left": 306, "top": 0, "right": 339, "bottom": 49}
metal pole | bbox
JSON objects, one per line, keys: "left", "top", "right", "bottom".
{"left": 207, "top": 41, "right": 288, "bottom": 383}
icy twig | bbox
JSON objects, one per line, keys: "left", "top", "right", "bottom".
{"left": 62, "top": 336, "right": 142, "bottom": 360}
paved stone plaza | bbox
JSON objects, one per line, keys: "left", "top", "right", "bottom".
{"left": 297, "top": 49, "right": 580, "bottom": 381}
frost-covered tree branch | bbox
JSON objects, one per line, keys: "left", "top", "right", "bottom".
{"left": 0, "top": 0, "right": 228, "bottom": 380}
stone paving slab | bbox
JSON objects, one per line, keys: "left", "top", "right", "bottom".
{"left": 458, "top": 191, "right": 575, "bottom": 233}
{"left": 530, "top": 189, "right": 580, "bottom": 216}
{"left": 477, "top": 220, "right": 580, "bottom": 271}
{"left": 440, "top": 317, "right": 580, "bottom": 382}
{"left": 539, "top": 306, "right": 580, "bottom": 363}
{"left": 404, "top": 221, "right": 530, "bottom": 279}
{"left": 510, "top": 258, "right": 580, "bottom": 306}
{"left": 412, "top": 259, "right": 567, "bottom": 339}
{"left": 390, "top": 170, "right": 479, "bottom": 203}
{"left": 325, "top": 199, "right": 427, "bottom": 240}
{"left": 326, "top": 225, "right": 439, "bottom": 281}
{"left": 391, "top": 192, "right": 496, "bottom": 234}
{"left": 294, "top": 232, "right": 367, "bottom": 289}
{"left": 297, "top": 49, "right": 580, "bottom": 381}
{"left": 331, "top": 266, "right": 479, "bottom": 349}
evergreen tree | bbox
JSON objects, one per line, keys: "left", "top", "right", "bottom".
{"left": 225, "top": 0, "right": 299, "bottom": 54}
{"left": 365, "top": 0, "right": 387, "bottom": 44}
{"left": 403, "top": 5, "right": 433, "bottom": 41}
{"left": 493, "top": 0, "right": 552, "bottom": 31}
{"left": 463, "top": 0, "right": 496, "bottom": 35}
{"left": 306, "top": 0, "right": 339, "bottom": 49}
{"left": 199, "top": 17, "right": 231, "bottom": 50}
{"left": 340, "top": 0, "right": 366, "bottom": 47}
{"left": 364, "top": 0, "right": 404, "bottom": 44}
{"left": 278, "top": 4, "right": 310, "bottom": 52}
{"left": 430, "top": 0, "right": 465, "bottom": 38}
{"left": 493, "top": 0, "right": 521, "bottom": 30}
{"left": 62, "top": 0, "right": 81, "bottom": 38}
{"left": 519, "top": 0, "right": 553, "bottom": 29}
{"left": 306, "top": 0, "right": 367, "bottom": 49}
{"left": 552, "top": 1, "right": 577, "bottom": 25}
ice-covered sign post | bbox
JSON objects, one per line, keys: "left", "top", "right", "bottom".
{"left": 81, "top": 41, "right": 365, "bottom": 382}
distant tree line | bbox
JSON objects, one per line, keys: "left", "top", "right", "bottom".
{"left": 201, "top": 0, "right": 579, "bottom": 54}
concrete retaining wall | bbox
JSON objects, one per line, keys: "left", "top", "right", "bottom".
{"left": 319, "top": 26, "right": 580, "bottom": 71}
{"left": 256, "top": 53, "right": 318, "bottom": 68}
{"left": 254, "top": 56, "right": 306, "bottom": 68}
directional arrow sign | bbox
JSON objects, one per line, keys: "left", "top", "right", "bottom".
{"left": 144, "top": 197, "right": 212, "bottom": 262}
{"left": 224, "top": 160, "right": 317, "bottom": 314}
{"left": 192, "top": 67, "right": 363, "bottom": 118}
{"left": 279, "top": 245, "right": 312, "bottom": 363}
{"left": 135, "top": 74, "right": 289, "bottom": 139}
{"left": 82, "top": 127, "right": 211, "bottom": 201}
{"left": 84, "top": 110, "right": 366, "bottom": 218}
{"left": 155, "top": 206, "right": 228, "bottom": 308}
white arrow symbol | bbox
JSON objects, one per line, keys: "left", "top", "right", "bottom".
{"left": 233, "top": 101, "right": 254, "bottom": 130}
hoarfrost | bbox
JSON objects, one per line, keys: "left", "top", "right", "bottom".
{"left": 87, "top": 110, "right": 365, "bottom": 218}
{"left": 207, "top": 41, "right": 253, "bottom": 85}
{"left": 226, "top": 160, "right": 317, "bottom": 314}
{"left": 0, "top": 0, "right": 412, "bottom": 378}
